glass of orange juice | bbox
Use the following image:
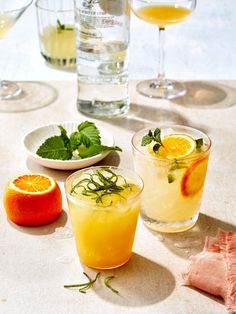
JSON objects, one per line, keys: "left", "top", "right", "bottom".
{"left": 65, "top": 166, "right": 143, "bottom": 269}
{"left": 132, "top": 125, "right": 211, "bottom": 233}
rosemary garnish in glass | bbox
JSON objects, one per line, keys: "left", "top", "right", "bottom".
{"left": 70, "top": 168, "right": 130, "bottom": 204}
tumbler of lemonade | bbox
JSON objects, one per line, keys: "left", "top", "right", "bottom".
{"left": 36, "top": 0, "right": 76, "bottom": 69}
{"left": 132, "top": 125, "right": 211, "bottom": 233}
{"left": 65, "top": 166, "right": 143, "bottom": 269}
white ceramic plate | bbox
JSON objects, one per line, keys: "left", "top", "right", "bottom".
{"left": 23, "top": 121, "right": 115, "bottom": 170}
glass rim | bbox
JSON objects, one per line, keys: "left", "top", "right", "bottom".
{"left": 35, "top": 0, "right": 74, "bottom": 13}
{"left": 131, "top": 124, "right": 212, "bottom": 162}
{"left": 65, "top": 165, "right": 144, "bottom": 206}
{"left": 0, "top": 0, "right": 33, "bottom": 14}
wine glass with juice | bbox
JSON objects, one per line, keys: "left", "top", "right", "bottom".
{"left": 131, "top": 0, "right": 196, "bottom": 99}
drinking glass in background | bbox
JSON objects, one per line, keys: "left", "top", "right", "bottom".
{"left": 74, "top": 0, "right": 130, "bottom": 118}
{"left": 36, "top": 0, "right": 76, "bottom": 69}
{"left": 131, "top": 0, "right": 196, "bottom": 99}
{"left": 132, "top": 125, "right": 211, "bottom": 233}
{"left": 0, "top": 0, "right": 33, "bottom": 102}
{"left": 65, "top": 166, "right": 143, "bottom": 269}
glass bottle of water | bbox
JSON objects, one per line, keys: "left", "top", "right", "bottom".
{"left": 74, "top": 0, "right": 130, "bottom": 118}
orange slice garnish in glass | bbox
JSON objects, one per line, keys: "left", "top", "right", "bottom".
{"left": 181, "top": 156, "right": 209, "bottom": 197}
{"left": 148, "top": 133, "right": 196, "bottom": 159}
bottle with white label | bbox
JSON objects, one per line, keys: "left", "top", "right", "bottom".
{"left": 74, "top": 0, "right": 130, "bottom": 118}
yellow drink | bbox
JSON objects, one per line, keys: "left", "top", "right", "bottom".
{"left": 39, "top": 24, "right": 76, "bottom": 68}
{"left": 0, "top": 15, "right": 15, "bottom": 39}
{"left": 65, "top": 167, "right": 143, "bottom": 269}
{"left": 132, "top": 126, "right": 211, "bottom": 233}
{"left": 134, "top": 5, "right": 192, "bottom": 27}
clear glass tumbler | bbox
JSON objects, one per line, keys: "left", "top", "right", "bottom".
{"left": 65, "top": 166, "right": 143, "bottom": 269}
{"left": 36, "top": 0, "right": 76, "bottom": 69}
{"left": 74, "top": 0, "right": 130, "bottom": 118}
{"left": 132, "top": 125, "right": 211, "bottom": 233}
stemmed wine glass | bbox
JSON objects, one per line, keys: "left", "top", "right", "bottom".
{"left": 131, "top": 0, "right": 196, "bottom": 99}
{"left": 0, "top": 0, "right": 33, "bottom": 101}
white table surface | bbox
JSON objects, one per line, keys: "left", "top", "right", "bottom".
{"left": 0, "top": 80, "right": 236, "bottom": 314}
{"left": 0, "top": 0, "right": 236, "bottom": 81}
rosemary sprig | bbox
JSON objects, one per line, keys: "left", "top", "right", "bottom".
{"left": 71, "top": 168, "right": 130, "bottom": 204}
{"left": 104, "top": 276, "right": 119, "bottom": 294}
{"left": 64, "top": 272, "right": 100, "bottom": 293}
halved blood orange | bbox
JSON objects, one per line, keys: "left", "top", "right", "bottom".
{"left": 4, "top": 173, "right": 62, "bottom": 226}
{"left": 148, "top": 134, "right": 196, "bottom": 159}
{"left": 181, "top": 156, "right": 209, "bottom": 197}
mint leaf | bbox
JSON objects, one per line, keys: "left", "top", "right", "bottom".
{"left": 58, "top": 125, "right": 69, "bottom": 143}
{"left": 195, "top": 138, "right": 203, "bottom": 150}
{"left": 70, "top": 131, "right": 82, "bottom": 151}
{"left": 153, "top": 143, "right": 161, "bottom": 153}
{"left": 58, "top": 125, "right": 72, "bottom": 153}
{"left": 36, "top": 136, "right": 72, "bottom": 160}
{"left": 78, "top": 121, "right": 101, "bottom": 147}
{"left": 141, "top": 133, "right": 153, "bottom": 146}
{"left": 167, "top": 173, "right": 175, "bottom": 184}
{"left": 78, "top": 145, "right": 122, "bottom": 159}
{"left": 153, "top": 128, "right": 161, "bottom": 142}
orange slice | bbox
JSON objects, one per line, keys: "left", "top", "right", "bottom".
{"left": 4, "top": 173, "right": 62, "bottom": 226}
{"left": 148, "top": 134, "right": 196, "bottom": 159}
{"left": 181, "top": 156, "right": 209, "bottom": 197}
{"left": 11, "top": 174, "right": 55, "bottom": 193}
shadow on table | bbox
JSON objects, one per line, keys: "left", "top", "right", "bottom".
{"left": 100, "top": 102, "right": 189, "bottom": 133}
{"left": 97, "top": 151, "right": 121, "bottom": 167}
{"left": 83, "top": 253, "right": 175, "bottom": 307}
{"left": 7, "top": 209, "right": 68, "bottom": 235}
{"left": 0, "top": 81, "right": 58, "bottom": 113}
{"left": 155, "top": 213, "right": 236, "bottom": 259}
{"left": 26, "top": 157, "right": 73, "bottom": 182}
{"left": 171, "top": 81, "right": 236, "bottom": 109}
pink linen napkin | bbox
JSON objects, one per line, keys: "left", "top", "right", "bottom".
{"left": 182, "top": 229, "right": 236, "bottom": 313}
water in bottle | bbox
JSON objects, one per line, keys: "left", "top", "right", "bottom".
{"left": 74, "top": 0, "right": 130, "bottom": 118}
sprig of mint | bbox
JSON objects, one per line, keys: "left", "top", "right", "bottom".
{"left": 141, "top": 128, "right": 163, "bottom": 153}
{"left": 36, "top": 121, "right": 122, "bottom": 160}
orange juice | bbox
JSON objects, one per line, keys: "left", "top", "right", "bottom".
{"left": 65, "top": 167, "right": 143, "bottom": 269}
{"left": 134, "top": 5, "right": 192, "bottom": 27}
